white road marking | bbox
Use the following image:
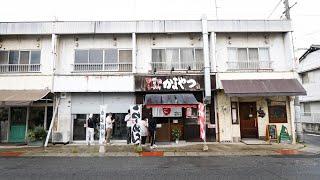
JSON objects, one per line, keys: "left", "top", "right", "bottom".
{"left": 306, "top": 134, "right": 320, "bottom": 137}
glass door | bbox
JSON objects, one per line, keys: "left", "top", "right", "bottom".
{"left": 9, "top": 107, "right": 27, "bottom": 143}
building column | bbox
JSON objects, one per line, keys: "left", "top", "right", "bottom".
{"left": 289, "top": 96, "right": 297, "bottom": 144}
{"left": 44, "top": 102, "right": 48, "bottom": 130}
{"left": 132, "top": 33, "right": 137, "bottom": 73}
{"left": 25, "top": 107, "right": 30, "bottom": 141}
{"left": 202, "top": 15, "right": 211, "bottom": 104}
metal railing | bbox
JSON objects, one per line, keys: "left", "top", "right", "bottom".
{"left": 227, "top": 61, "right": 273, "bottom": 71}
{"left": 73, "top": 63, "right": 132, "bottom": 72}
{"left": 0, "top": 64, "right": 41, "bottom": 73}
{"left": 150, "top": 61, "right": 204, "bottom": 71}
{"left": 301, "top": 112, "right": 320, "bottom": 124}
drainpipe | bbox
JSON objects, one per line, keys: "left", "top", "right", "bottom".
{"left": 132, "top": 33, "right": 137, "bottom": 74}
{"left": 202, "top": 15, "right": 211, "bottom": 104}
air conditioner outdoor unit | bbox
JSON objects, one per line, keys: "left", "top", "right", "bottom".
{"left": 52, "top": 131, "right": 70, "bottom": 145}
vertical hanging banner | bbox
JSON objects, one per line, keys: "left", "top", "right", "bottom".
{"left": 99, "top": 105, "right": 107, "bottom": 145}
{"left": 198, "top": 103, "right": 206, "bottom": 141}
{"left": 130, "top": 104, "right": 142, "bottom": 145}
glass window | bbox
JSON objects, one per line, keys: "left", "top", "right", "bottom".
{"left": 30, "top": 51, "right": 41, "bottom": 64}
{"left": 89, "top": 50, "right": 103, "bottom": 63}
{"left": 195, "top": 49, "right": 203, "bottom": 62}
{"left": 259, "top": 48, "right": 270, "bottom": 61}
{"left": 9, "top": 51, "right": 19, "bottom": 64}
{"left": 248, "top": 48, "right": 259, "bottom": 62}
{"left": 119, "top": 50, "right": 132, "bottom": 63}
{"left": 231, "top": 102, "right": 239, "bottom": 124}
{"left": 20, "top": 51, "right": 30, "bottom": 64}
{"left": 180, "top": 48, "right": 194, "bottom": 63}
{"left": 301, "top": 73, "right": 309, "bottom": 84}
{"left": 75, "top": 50, "right": 88, "bottom": 63}
{"left": 228, "top": 48, "right": 237, "bottom": 61}
{"left": 268, "top": 102, "right": 287, "bottom": 123}
{"left": 152, "top": 49, "right": 165, "bottom": 62}
{"left": 104, "top": 49, "right": 118, "bottom": 63}
{"left": 29, "top": 107, "right": 45, "bottom": 129}
{"left": 237, "top": 48, "right": 248, "bottom": 62}
{"left": 303, "top": 103, "right": 311, "bottom": 116}
{"left": 0, "top": 51, "right": 8, "bottom": 64}
{"left": 165, "top": 48, "right": 179, "bottom": 64}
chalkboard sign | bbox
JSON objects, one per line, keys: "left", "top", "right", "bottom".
{"left": 266, "top": 125, "right": 277, "bottom": 140}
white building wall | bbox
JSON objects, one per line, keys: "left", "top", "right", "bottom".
{"left": 136, "top": 33, "right": 203, "bottom": 73}
{"left": 215, "top": 33, "right": 289, "bottom": 72}
{"left": 0, "top": 35, "right": 53, "bottom": 90}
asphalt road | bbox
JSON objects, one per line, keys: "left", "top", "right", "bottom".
{"left": 0, "top": 156, "right": 319, "bottom": 180}
{"left": 303, "top": 133, "right": 320, "bottom": 147}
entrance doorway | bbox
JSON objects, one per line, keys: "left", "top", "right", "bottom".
{"left": 9, "top": 107, "right": 27, "bottom": 143}
{"left": 239, "top": 102, "right": 258, "bottom": 138}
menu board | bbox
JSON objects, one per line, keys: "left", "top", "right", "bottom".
{"left": 267, "top": 125, "right": 277, "bottom": 140}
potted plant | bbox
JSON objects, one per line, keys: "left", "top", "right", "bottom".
{"left": 171, "top": 127, "right": 181, "bottom": 144}
{"left": 27, "top": 126, "right": 47, "bottom": 146}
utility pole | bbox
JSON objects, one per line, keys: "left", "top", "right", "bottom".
{"left": 283, "top": 0, "right": 291, "bottom": 20}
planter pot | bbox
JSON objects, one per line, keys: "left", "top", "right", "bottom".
{"left": 175, "top": 139, "right": 179, "bottom": 144}
{"left": 28, "top": 140, "right": 44, "bottom": 147}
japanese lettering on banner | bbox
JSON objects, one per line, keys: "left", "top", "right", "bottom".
{"left": 198, "top": 103, "right": 206, "bottom": 141}
{"left": 130, "top": 105, "right": 142, "bottom": 145}
{"left": 145, "top": 77, "right": 199, "bottom": 91}
{"left": 99, "top": 105, "right": 107, "bottom": 145}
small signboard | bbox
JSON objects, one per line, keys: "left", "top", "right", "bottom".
{"left": 266, "top": 125, "right": 277, "bottom": 141}
{"left": 152, "top": 107, "right": 182, "bottom": 117}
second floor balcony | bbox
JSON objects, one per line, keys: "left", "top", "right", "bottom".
{"left": 226, "top": 61, "right": 273, "bottom": 72}
{"left": 73, "top": 63, "right": 132, "bottom": 72}
{"left": 150, "top": 61, "right": 204, "bottom": 72}
{"left": 0, "top": 64, "right": 41, "bottom": 73}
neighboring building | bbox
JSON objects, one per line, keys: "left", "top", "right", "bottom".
{"left": 298, "top": 45, "right": 320, "bottom": 133}
{"left": 0, "top": 19, "right": 305, "bottom": 144}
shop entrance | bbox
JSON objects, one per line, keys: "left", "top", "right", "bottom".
{"left": 9, "top": 107, "right": 27, "bottom": 143}
{"left": 239, "top": 102, "right": 258, "bottom": 138}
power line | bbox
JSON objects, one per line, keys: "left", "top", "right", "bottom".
{"left": 267, "top": 0, "right": 283, "bottom": 19}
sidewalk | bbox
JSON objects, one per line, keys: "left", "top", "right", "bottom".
{"left": 0, "top": 142, "right": 313, "bottom": 157}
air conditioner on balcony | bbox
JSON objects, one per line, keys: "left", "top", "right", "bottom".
{"left": 52, "top": 131, "right": 70, "bottom": 145}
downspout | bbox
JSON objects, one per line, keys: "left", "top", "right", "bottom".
{"left": 202, "top": 15, "right": 211, "bottom": 104}
{"left": 132, "top": 33, "right": 137, "bottom": 74}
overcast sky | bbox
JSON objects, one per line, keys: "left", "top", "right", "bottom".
{"left": 0, "top": 0, "right": 318, "bottom": 53}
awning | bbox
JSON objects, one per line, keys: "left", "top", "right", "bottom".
{"left": 0, "top": 90, "right": 50, "bottom": 102}
{"left": 221, "top": 79, "right": 306, "bottom": 97}
{"left": 145, "top": 94, "right": 199, "bottom": 108}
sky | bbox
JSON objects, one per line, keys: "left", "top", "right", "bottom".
{"left": 0, "top": 0, "right": 318, "bottom": 55}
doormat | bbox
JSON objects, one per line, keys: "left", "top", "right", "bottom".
{"left": 140, "top": 151, "right": 164, "bottom": 157}
{"left": 0, "top": 151, "right": 24, "bottom": 157}
{"left": 275, "top": 149, "right": 301, "bottom": 155}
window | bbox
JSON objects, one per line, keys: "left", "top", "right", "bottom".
{"left": 151, "top": 48, "right": 203, "bottom": 70}
{"left": 75, "top": 50, "right": 89, "bottom": 63}
{"left": 20, "top": 51, "right": 30, "bottom": 64}
{"left": 303, "top": 103, "right": 311, "bottom": 116}
{"left": 30, "top": 51, "right": 41, "bottom": 64}
{"left": 104, "top": 49, "right": 118, "bottom": 64}
{"left": 268, "top": 101, "right": 287, "bottom": 123}
{"left": 231, "top": 102, "right": 239, "bottom": 124}
{"left": 0, "top": 51, "right": 8, "bottom": 64}
{"left": 89, "top": 50, "right": 103, "bottom": 63}
{"left": 119, "top": 50, "right": 132, "bottom": 63}
{"left": 9, "top": 51, "right": 19, "bottom": 64}
{"left": 301, "top": 73, "right": 309, "bottom": 84}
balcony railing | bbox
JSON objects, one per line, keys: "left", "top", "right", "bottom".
{"left": 0, "top": 64, "right": 41, "bottom": 73}
{"left": 301, "top": 112, "right": 320, "bottom": 124}
{"left": 73, "top": 63, "right": 132, "bottom": 72}
{"left": 227, "top": 61, "right": 273, "bottom": 71}
{"left": 150, "top": 61, "right": 204, "bottom": 71}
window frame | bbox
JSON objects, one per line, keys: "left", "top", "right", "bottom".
{"left": 268, "top": 101, "right": 288, "bottom": 123}
{"left": 231, "top": 101, "right": 239, "bottom": 124}
{"left": 227, "top": 47, "right": 270, "bottom": 62}
{"left": 151, "top": 47, "right": 203, "bottom": 69}
{"left": 0, "top": 50, "right": 41, "bottom": 65}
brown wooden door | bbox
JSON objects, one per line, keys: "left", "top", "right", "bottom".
{"left": 239, "top": 102, "right": 258, "bottom": 138}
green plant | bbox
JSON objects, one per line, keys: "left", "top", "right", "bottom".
{"left": 134, "top": 145, "right": 143, "bottom": 153}
{"left": 28, "top": 126, "right": 47, "bottom": 142}
{"left": 171, "top": 127, "right": 181, "bottom": 140}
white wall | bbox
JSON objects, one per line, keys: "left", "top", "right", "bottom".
{"left": 0, "top": 35, "right": 53, "bottom": 90}
{"left": 136, "top": 33, "right": 203, "bottom": 73}
{"left": 298, "top": 51, "right": 320, "bottom": 73}
{"left": 215, "top": 33, "right": 290, "bottom": 72}
{"left": 56, "top": 34, "right": 132, "bottom": 74}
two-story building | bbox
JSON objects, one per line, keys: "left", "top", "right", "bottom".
{"left": 0, "top": 19, "right": 305, "bottom": 144}
{"left": 298, "top": 45, "right": 320, "bottom": 134}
